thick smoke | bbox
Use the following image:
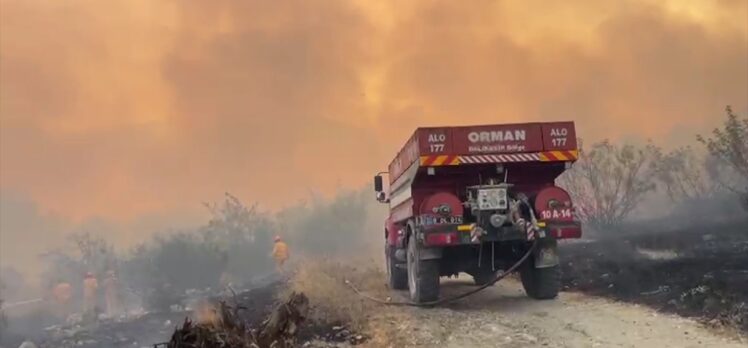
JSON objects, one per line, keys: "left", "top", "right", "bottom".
{"left": 1, "top": 2, "right": 746, "bottom": 346}
{"left": 1, "top": 0, "right": 745, "bottom": 223}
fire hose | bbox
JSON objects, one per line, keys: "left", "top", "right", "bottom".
{"left": 1, "top": 298, "right": 44, "bottom": 310}
{"left": 344, "top": 239, "right": 538, "bottom": 307}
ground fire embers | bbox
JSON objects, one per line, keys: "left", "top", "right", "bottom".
{"left": 161, "top": 292, "right": 309, "bottom": 348}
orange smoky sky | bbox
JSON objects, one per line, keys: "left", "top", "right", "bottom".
{"left": 1, "top": 0, "right": 747, "bottom": 222}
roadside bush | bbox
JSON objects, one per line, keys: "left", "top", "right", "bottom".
{"left": 120, "top": 193, "right": 276, "bottom": 309}
{"left": 30, "top": 189, "right": 386, "bottom": 312}
{"left": 649, "top": 145, "right": 747, "bottom": 223}
{"left": 277, "top": 189, "right": 384, "bottom": 257}
{"left": 127, "top": 232, "right": 226, "bottom": 290}
{"left": 39, "top": 232, "right": 117, "bottom": 290}
{"left": 120, "top": 231, "right": 227, "bottom": 309}
{"left": 651, "top": 146, "right": 718, "bottom": 203}
{"left": 697, "top": 106, "right": 748, "bottom": 209}
{"left": 558, "top": 140, "right": 658, "bottom": 233}
{"left": 202, "top": 193, "right": 275, "bottom": 282}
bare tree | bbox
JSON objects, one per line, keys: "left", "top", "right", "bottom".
{"left": 70, "top": 232, "right": 117, "bottom": 274}
{"left": 697, "top": 106, "right": 748, "bottom": 208}
{"left": 203, "top": 192, "right": 261, "bottom": 242}
{"left": 558, "top": 140, "right": 658, "bottom": 232}
{"left": 651, "top": 146, "right": 718, "bottom": 202}
{"left": 201, "top": 192, "right": 274, "bottom": 280}
{"left": 119, "top": 193, "right": 275, "bottom": 308}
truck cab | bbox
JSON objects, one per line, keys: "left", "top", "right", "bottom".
{"left": 374, "top": 122, "right": 582, "bottom": 303}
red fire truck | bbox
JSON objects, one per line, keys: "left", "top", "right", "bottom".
{"left": 374, "top": 122, "right": 583, "bottom": 303}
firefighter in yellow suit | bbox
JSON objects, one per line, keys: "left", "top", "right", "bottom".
{"left": 103, "top": 270, "right": 121, "bottom": 318}
{"left": 83, "top": 272, "right": 98, "bottom": 322}
{"left": 272, "top": 235, "right": 289, "bottom": 273}
{"left": 52, "top": 280, "right": 72, "bottom": 318}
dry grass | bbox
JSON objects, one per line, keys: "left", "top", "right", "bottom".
{"left": 285, "top": 257, "right": 390, "bottom": 332}
{"left": 284, "top": 256, "right": 421, "bottom": 347}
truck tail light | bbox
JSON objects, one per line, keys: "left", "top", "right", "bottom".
{"left": 424, "top": 232, "right": 459, "bottom": 246}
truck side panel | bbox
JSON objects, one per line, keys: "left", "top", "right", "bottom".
{"left": 450, "top": 123, "right": 544, "bottom": 154}
{"left": 389, "top": 131, "right": 420, "bottom": 184}
{"left": 416, "top": 127, "right": 454, "bottom": 156}
{"left": 540, "top": 122, "right": 577, "bottom": 151}
{"left": 388, "top": 122, "right": 577, "bottom": 184}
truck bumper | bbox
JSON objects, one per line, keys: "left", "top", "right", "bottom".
{"left": 418, "top": 224, "right": 521, "bottom": 247}
{"left": 542, "top": 222, "right": 583, "bottom": 239}
{"left": 419, "top": 221, "right": 582, "bottom": 247}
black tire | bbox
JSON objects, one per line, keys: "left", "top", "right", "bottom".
{"left": 386, "top": 245, "right": 408, "bottom": 290}
{"left": 472, "top": 270, "right": 499, "bottom": 286}
{"left": 407, "top": 233, "right": 440, "bottom": 303}
{"left": 520, "top": 260, "right": 560, "bottom": 300}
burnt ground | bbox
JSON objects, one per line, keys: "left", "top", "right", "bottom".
{"left": 228, "top": 281, "right": 359, "bottom": 345}
{"left": 559, "top": 217, "right": 748, "bottom": 333}
{"left": 29, "top": 280, "right": 360, "bottom": 348}
{"left": 9, "top": 219, "right": 745, "bottom": 347}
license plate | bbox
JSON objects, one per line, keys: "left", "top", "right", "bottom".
{"left": 539, "top": 208, "right": 573, "bottom": 221}
{"left": 419, "top": 215, "right": 464, "bottom": 226}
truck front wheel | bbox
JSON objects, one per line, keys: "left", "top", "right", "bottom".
{"left": 386, "top": 244, "right": 408, "bottom": 290}
{"left": 407, "top": 233, "right": 440, "bottom": 303}
{"left": 519, "top": 260, "right": 560, "bottom": 300}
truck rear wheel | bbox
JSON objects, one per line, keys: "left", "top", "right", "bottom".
{"left": 386, "top": 245, "right": 408, "bottom": 290}
{"left": 407, "top": 233, "right": 439, "bottom": 303}
{"left": 519, "top": 260, "right": 560, "bottom": 300}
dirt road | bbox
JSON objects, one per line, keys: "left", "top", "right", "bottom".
{"left": 363, "top": 278, "right": 746, "bottom": 348}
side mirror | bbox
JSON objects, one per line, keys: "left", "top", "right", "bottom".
{"left": 374, "top": 174, "right": 389, "bottom": 203}
{"left": 374, "top": 175, "right": 383, "bottom": 192}
{"left": 376, "top": 191, "right": 388, "bottom": 203}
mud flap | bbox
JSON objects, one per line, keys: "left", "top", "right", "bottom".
{"left": 394, "top": 249, "right": 407, "bottom": 262}
{"left": 419, "top": 247, "right": 443, "bottom": 260}
{"left": 410, "top": 227, "right": 442, "bottom": 260}
{"left": 533, "top": 239, "right": 559, "bottom": 268}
